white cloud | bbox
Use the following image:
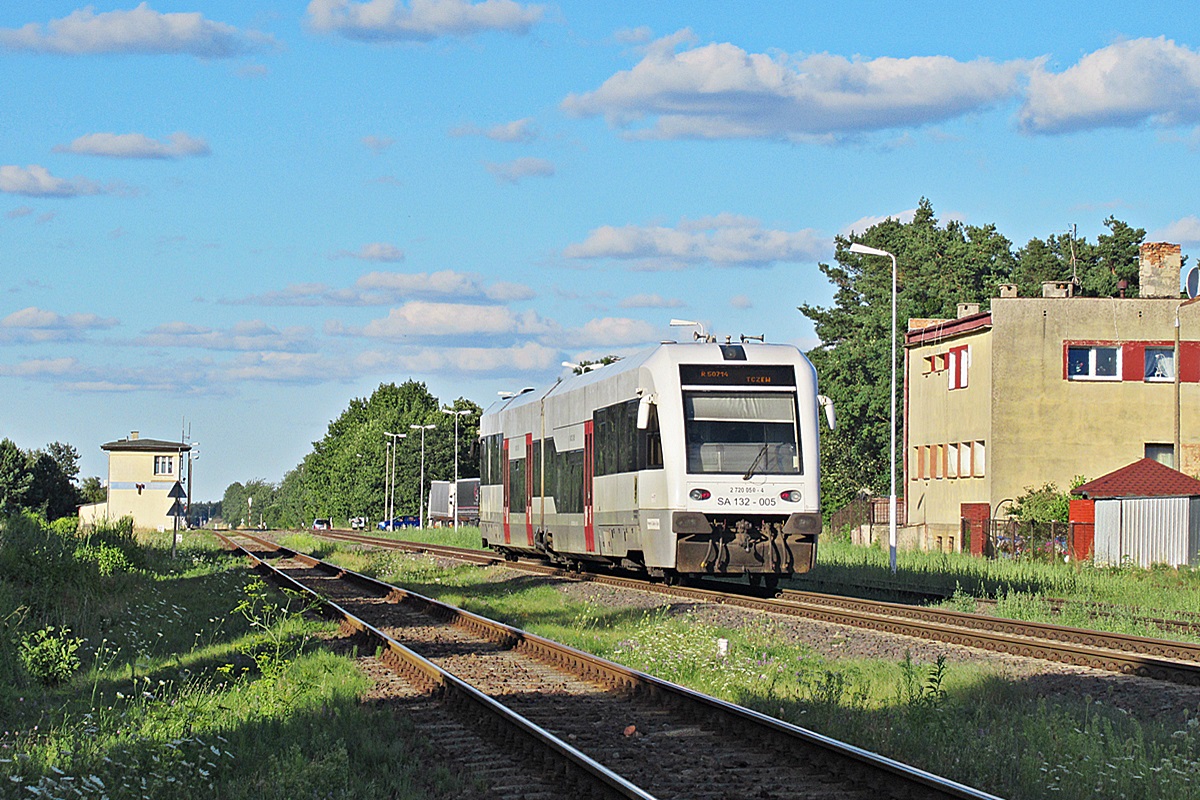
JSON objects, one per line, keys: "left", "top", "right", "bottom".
{"left": 1153, "top": 216, "right": 1200, "bottom": 244}
{"left": 483, "top": 281, "right": 536, "bottom": 302}
{"left": 571, "top": 317, "right": 658, "bottom": 347}
{"left": 486, "top": 156, "right": 555, "bottom": 183}
{"left": 730, "top": 294, "right": 752, "bottom": 309}
{"left": 839, "top": 208, "right": 919, "bottom": 236}
{"left": 614, "top": 26, "right": 653, "bottom": 45}
{"left": 222, "top": 352, "right": 351, "bottom": 384}
{"left": 306, "top": 0, "right": 543, "bottom": 42}
{"left": 358, "top": 301, "right": 554, "bottom": 338}
{"left": 564, "top": 214, "right": 828, "bottom": 269}
{"left": 450, "top": 117, "right": 538, "bottom": 142}
{"left": 359, "top": 341, "right": 559, "bottom": 374}
{"left": 562, "top": 30, "right": 1029, "bottom": 141}
{"left": 54, "top": 131, "right": 210, "bottom": 159}
{"left": 229, "top": 269, "right": 533, "bottom": 306}
{"left": 0, "top": 357, "right": 79, "bottom": 378}
{"left": 0, "top": 165, "right": 125, "bottom": 198}
{"left": 619, "top": 293, "right": 683, "bottom": 309}
{"left": 0, "top": 306, "right": 118, "bottom": 343}
{"left": 332, "top": 242, "right": 406, "bottom": 262}
{"left": 135, "top": 320, "right": 315, "bottom": 352}
{"left": 362, "top": 135, "right": 395, "bottom": 153}
{"left": 6, "top": 206, "right": 34, "bottom": 219}
{"left": 0, "top": 3, "right": 274, "bottom": 57}
{"left": 1022, "top": 37, "right": 1200, "bottom": 134}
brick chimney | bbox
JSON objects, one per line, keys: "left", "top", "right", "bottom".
{"left": 1139, "top": 242, "right": 1181, "bottom": 299}
{"left": 130, "top": 430, "right": 139, "bottom": 440}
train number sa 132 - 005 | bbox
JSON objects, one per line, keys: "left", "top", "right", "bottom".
{"left": 716, "top": 495, "right": 778, "bottom": 508}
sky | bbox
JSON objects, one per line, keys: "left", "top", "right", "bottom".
{"left": 5, "top": 1, "right": 1200, "bottom": 500}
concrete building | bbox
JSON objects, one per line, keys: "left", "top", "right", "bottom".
{"left": 904, "top": 242, "right": 1199, "bottom": 550}
{"left": 78, "top": 431, "right": 191, "bottom": 531}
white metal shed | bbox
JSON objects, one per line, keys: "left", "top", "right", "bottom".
{"left": 1074, "top": 459, "right": 1200, "bottom": 568}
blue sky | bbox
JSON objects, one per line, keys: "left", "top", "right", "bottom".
{"left": 5, "top": 1, "right": 1200, "bottom": 499}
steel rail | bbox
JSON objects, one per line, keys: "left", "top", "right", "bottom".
{"left": 304, "top": 530, "right": 1200, "bottom": 684}
{"left": 225, "top": 531, "right": 1001, "bottom": 800}
{"left": 214, "top": 531, "right": 658, "bottom": 800}
{"left": 776, "top": 589, "right": 1200, "bottom": 665}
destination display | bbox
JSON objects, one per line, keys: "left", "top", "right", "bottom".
{"left": 679, "top": 364, "right": 796, "bottom": 387}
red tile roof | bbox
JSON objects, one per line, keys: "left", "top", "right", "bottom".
{"left": 1073, "top": 458, "right": 1200, "bottom": 499}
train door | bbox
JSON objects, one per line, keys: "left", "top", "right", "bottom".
{"left": 583, "top": 420, "right": 595, "bottom": 552}
{"left": 502, "top": 437, "right": 511, "bottom": 544}
{"left": 525, "top": 432, "right": 535, "bottom": 545}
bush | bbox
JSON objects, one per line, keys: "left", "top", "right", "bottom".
{"left": 74, "top": 542, "right": 133, "bottom": 576}
{"left": 19, "top": 625, "right": 81, "bottom": 686}
{"left": 1009, "top": 482, "right": 1075, "bottom": 524}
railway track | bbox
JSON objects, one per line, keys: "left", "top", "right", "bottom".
{"left": 306, "top": 529, "right": 1200, "bottom": 685}
{"left": 786, "top": 576, "right": 1200, "bottom": 637}
{"left": 217, "top": 531, "right": 999, "bottom": 800}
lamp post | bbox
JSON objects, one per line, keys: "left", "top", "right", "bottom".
{"left": 848, "top": 241, "right": 899, "bottom": 575}
{"left": 442, "top": 408, "right": 472, "bottom": 533}
{"left": 410, "top": 423, "right": 436, "bottom": 530}
{"left": 384, "top": 432, "right": 406, "bottom": 529}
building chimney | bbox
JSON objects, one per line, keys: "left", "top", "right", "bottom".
{"left": 1042, "top": 281, "right": 1073, "bottom": 298}
{"left": 1139, "top": 242, "right": 1182, "bottom": 299}
{"left": 998, "top": 284, "right": 1019, "bottom": 298}
{"left": 130, "top": 430, "right": 139, "bottom": 440}
{"left": 957, "top": 302, "right": 980, "bottom": 318}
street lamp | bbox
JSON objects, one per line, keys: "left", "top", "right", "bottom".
{"left": 848, "top": 241, "right": 899, "bottom": 575}
{"left": 442, "top": 408, "right": 472, "bottom": 533}
{"left": 409, "top": 423, "right": 436, "bottom": 530}
{"left": 383, "top": 432, "right": 406, "bottom": 529}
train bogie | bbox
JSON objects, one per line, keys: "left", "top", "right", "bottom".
{"left": 479, "top": 341, "right": 825, "bottom": 581}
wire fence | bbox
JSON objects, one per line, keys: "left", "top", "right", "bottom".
{"left": 963, "top": 518, "right": 1070, "bottom": 561}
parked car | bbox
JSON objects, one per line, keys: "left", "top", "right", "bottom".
{"left": 377, "top": 516, "right": 419, "bottom": 531}
{"left": 350, "top": 516, "right": 367, "bottom": 530}
{"left": 312, "top": 518, "right": 331, "bottom": 530}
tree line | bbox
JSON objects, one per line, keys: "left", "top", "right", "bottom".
{"left": 0, "top": 439, "right": 105, "bottom": 521}
{"left": 802, "top": 198, "right": 1153, "bottom": 518}
{"left": 220, "top": 380, "right": 480, "bottom": 529}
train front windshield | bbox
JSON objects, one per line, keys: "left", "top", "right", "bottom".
{"left": 683, "top": 391, "right": 801, "bottom": 475}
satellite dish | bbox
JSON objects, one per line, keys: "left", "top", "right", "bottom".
{"left": 1187, "top": 265, "right": 1199, "bottom": 299}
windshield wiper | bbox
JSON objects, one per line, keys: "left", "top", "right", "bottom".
{"left": 743, "top": 444, "right": 768, "bottom": 481}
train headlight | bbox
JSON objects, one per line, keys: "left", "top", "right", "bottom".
{"left": 779, "top": 490, "right": 802, "bottom": 503}
{"left": 689, "top": 488, "right": 711, "bottom": 501}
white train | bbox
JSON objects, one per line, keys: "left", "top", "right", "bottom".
{"left": 479, "top": 340, "right": 831, "bottom": 588}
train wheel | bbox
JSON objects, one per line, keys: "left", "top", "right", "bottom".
{"left": 764, "top": 575, "right": 780, "bottom": 592}
{"left": 747, "top": 574, "right": 762, "bottom": 588}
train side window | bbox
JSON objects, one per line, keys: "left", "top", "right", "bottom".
{"left": 638, "top": 403, "right": 663, "bottom": 470}
{"left": 480, "top": 433, "right": 503, "bottom": 486}
{"left": 509, "top": 458, "right": 527, "bottom": 513}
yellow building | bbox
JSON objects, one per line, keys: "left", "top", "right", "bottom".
{"left": 78, "top": 431, "right": 191, "bottom": 531}
{"left": 904, "top": 242, "right": 1200, "bottom": 550}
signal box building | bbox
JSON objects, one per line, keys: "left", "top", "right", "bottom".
{"left": 78, "top": 431, "right": 190, "bottom": 531}
{"left": 904, "top": 242, "right": 1200, "bottom": 551}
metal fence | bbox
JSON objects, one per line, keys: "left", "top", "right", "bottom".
{"left": 830, "top": 495, "right": 907, "bottom": 537}
{"left": 962, "top": 517, "right": 1070, "bottom": 561}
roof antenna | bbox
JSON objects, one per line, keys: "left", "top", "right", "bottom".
{"left": 1068, "top": 223, "right": 1080, "bottom": 290}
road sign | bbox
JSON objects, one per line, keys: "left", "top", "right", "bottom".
{"left": 1187, "top": 266, "right": 1199, "bottom": 299}
{"left": 168, "top": 481, "right": 187, "bottom": 499}
{"left": 168, "top": 499, "right": 186, "bottom": 517}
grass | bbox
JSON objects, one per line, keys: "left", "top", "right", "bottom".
{"left": 800, "top": 537, "right": 1200, "bottom": 639}
{"left": 0, "top": 514, "right": 474, "bottom": 799}
{"left": 357, "top": 525, "right": 486, "bottom": 551}
{"left": 285, "top": 536, "right": 1200, "bottom": 800}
